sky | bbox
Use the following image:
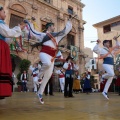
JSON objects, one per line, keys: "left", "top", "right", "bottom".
{"left": 81, "top": 0, "right": 120, "bottom": 50}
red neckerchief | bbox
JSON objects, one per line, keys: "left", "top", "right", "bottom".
{"left": 46, "top": 33, "right": 58, "bottom": 49}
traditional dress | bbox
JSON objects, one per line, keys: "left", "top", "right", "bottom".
{"left": 29, "top": 64, "right": 41, "bottom": 92}
{"left": 0, "top": 20, "right": 22, "bottom": 77}
{"left": 55, "top": 69, "right": 65, "bottom": 93}
{"left": 25, "top": 20, "right": 72, "bottom": 103}
{"left": 83, "top": 74, "right": 91, "bottom": 93}
{"left": 93, "top": 40, "right": 120, "bottom": 99}
{"left": 63, "top": 61, "right": 74, "bottom": 97}
{"left": 73, "top": 73, "right": 81, "bottom": 93}
{"left": 0, "top": 20, "right": 22, "bottom": 97}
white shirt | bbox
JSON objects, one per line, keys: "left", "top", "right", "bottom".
{"left": 55, "top": 69, "right": 65, "bottom": 75}
{"left": 63, "top": 62, "right": 78, "bottom": 70}
{"left": 0, "top": 22, "right": 22, "bottom": 43}
{"left": 28, "top": 20, "right": 72, "bottom": 49}
{"left": 29, "top": 64, "right": 41, "bottom": 76}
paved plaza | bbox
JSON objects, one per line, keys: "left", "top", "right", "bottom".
{"left": 0, "top": 92, "right": 120, "bottom": 120}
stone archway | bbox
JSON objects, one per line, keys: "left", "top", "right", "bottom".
{"left": 8, "top": 2, "right": 27, "bottom": 28}
{"left": 9, "top": 2, "right": 27, "bottom": 15}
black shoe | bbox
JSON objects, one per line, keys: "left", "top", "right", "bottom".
{"left": 69, "top": 95, "right": 74, "bottom": 97}
{"left": 49, "top": 94, "right": 54, "bottom": 96}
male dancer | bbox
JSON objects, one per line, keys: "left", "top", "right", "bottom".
{"left": 55, "top": 67, "right": 65, "bottom": 93}
{"left": 29, "top": 63, "right": 41, "bottom": 93}
{"left": 93, "top": 39, "right": 120, "bottom": 100}
{"left": 25, "top": 16, "right": 73, "bottom": 104}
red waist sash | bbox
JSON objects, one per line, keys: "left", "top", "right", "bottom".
{"left": 33, "top": 74, "right": 37, "bottom": 77}
{"left": 59, "top": 74, "right": 64, "bottom": 78}
{"left": 40, "top": 45, "right": 57, "bottom": 57}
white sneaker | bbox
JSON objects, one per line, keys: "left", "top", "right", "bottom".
{"left": 102, "top": 92, "right": 109, "bottom": 100}
{"left": 38, "top": 79, "right": 42, "bottom": 84}
{"left": 38, "top": 94, "right": 44, "bottom": 104}
{"left": 39, "top": 98, "right": 44, "bottom": 104}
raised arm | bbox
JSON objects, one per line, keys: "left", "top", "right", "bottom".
{"left": 56, "top": 20, "right": 72, "bottom": 42}
{"left": 99, "top": 46, "right": 119, "bottom": 59}
{"left": 93, "top": 41, "right": 102, "bottom": 55}
{"left": 0, "top": 24, "right": 22, "bottom": 38}
{"left": 23, "top": 20, "right": 46, "bottom": 42}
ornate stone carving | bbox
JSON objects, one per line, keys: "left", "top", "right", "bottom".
{"left": 9, "top": 3, "right": 27, "bottom": 15}
{"left": 40, "top": 16, "right": 52, "bottom": 22}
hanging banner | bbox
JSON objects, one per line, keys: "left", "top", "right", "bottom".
{"left": 70, "top": 45, "right": 78, "bottom": 60}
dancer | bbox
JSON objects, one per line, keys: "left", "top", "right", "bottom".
{"left": 29, "top": 63, "right": 41, "bottom": 93}
{"left": 55, "top": 67, "right": 65, "bottom": 93}
{"left": 0, "top": 6, "right": 25, "bottom": 97}
{"left": 93, "top": 39, "right": 120, "bottom": 100}
{"left": 24, "top": 16, "right": 73, "bottom": 104}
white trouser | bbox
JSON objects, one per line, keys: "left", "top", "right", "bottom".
{"left": 38, "top": 52, "right": 54, "bottom": 95}
{"left": 59, "top": 77, "right": 65, "bottom": 91}
{"left": 102, "top": 64, "right": 114, "bottom": 93}
{"left": 33, "top": 76, "right": 39, "bottom": 92}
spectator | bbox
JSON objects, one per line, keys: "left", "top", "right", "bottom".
{"left": 20, "top": 71, "right": 28, "bottom": 92}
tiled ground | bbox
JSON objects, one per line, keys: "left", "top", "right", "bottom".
{"left": 0, "top": 92, "right": 120, "bottom": 120}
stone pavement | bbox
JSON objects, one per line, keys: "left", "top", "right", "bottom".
{"left": 0, "top": 92, "right": 120, "bottom": 120}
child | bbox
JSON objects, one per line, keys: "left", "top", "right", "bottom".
{"left": 0, "top": 6, "right": 25, "bottom": 78}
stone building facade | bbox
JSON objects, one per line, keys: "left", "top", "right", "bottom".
{"left": 0, "top": 0, "right": 86, "bottom": 91}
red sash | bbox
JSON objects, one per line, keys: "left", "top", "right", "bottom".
{"left": 46, "top": 33, "right": 58, "bottom": 62}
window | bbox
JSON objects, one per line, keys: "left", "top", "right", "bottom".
{"left": 9, "top": 14, "right": 24, "bottom": 28}
{"left": 67, "top": 34, "right": 75, "bottom": 49}
{"left": 103, "top": 24, "right": 111, "bottom": 33}
{"left": 44, "top": 0, "right": 50, "bottom": 3}
{"left": 68, "top": 6, "right": 73, "bottom": 15}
